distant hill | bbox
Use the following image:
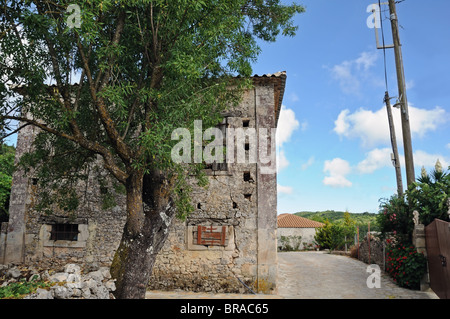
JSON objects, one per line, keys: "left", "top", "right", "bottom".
{"left": 294, "top": 210, "right": 379, "bottom": 232}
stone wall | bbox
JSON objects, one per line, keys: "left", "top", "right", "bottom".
{"left": 357, "top": 233, "right": 385, "bottom": 269}
{"left": 2, "top": 75, "right": 284, "bottom": 294}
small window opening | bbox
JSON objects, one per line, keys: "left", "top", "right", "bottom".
{"left": 50, "top": 224, "right": 79, "bottom": 241}
{"left": 245, "top": 143, "right": 250, "bottom": 151}
{"left": 233, "top": 202, "right": 238, "bottom": 209}
{"left": 243, "top": 172, "right": 251, "bottom": 182}
{"left": 243, "top": 120, "right": 250, "bottom": 127}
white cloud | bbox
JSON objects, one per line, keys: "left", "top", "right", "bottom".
{"left": 355, "top": 51, "right": 378, "bottom": 70}
{"left": 323, "top": 158, "right": 352, "bottom": 188}
{"left": 334, "top": 105, "right": 448, "bottom": 148}
{"left": 356, "top": 148, "right": 449, "bottom": 175}
{"left": 276, "top": 105, "right": 300, "bottom": 172}
{"left": 278, "top": 184, "right": 293, "bottom": 195}
{"left": 276, "top": 105, "right": 299, "bottom": 147}
{"left": 413, "top": 150, "right": 449, "bottom": 169}
{"left": 277, "top": 149, "right": 290, "bottom": 172}
{"left": 329, "top": 51, "right": 378, "bottom": 95}
{"left": 301, "top": 156, "right": 315, "bottom": 170}
{"left": 357, "top": 148, "right": 392, "bottom": 174}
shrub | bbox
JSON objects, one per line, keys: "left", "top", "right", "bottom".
{"left": 377, "top": 194, "right": 413, "bottom": 244}
{"left": 279, "top": 235, "right": 302, "bottom": 251}
{"left": 408, "top": 166, "right": 450, "bottom": 226}
{"left": 315, "top": 215, "right": 356, "bottom": 252}
{"left": 0, "top": 276, "right": 52, "bottom": 299}
{"left": 377, "top": 163, "right": 449, "bottom": 245}
{"left": 385, "top": 240, "right": 427, "bottom": 290}
{"left": 315, "top": 220, "right": 344, "bottom": 251}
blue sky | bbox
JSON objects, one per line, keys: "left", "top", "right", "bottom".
{"left": 252, "top": 0, "right": 450, "bottom": 214}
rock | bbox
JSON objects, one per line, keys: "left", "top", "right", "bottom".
{"left": 66, "top": 274, "right": 82, "bottom": 289}
{"left": 72, "top": 288, "right": 83, "bottom": 298}
{"left": 99, "top": 267, "right": 111, "bottom": 279}
{"left": 93, "top": 284, "right": 110, "bottom": 299}
{"left": 28, "top": 273, "right": 41, "bottom": 282}
{"left": 53, "top": 286, "right": 74, "bottom": 299}
{"left": 64, "top": 264, "right": 81, "bottom": 275}
{"left": 49, "top": 272, "right": 68, "bottom": 283}
{"left": 35, "top": 288, "right": 54, "bottom": 299}
{"left": 6, "top": 267, "right": 21, "bottom": 279}
{"left": 81, "top": 287, "right": 91, "bottom": 299}
{"left": 105, "top": 280, "right": 116, "bottom": 292}
{"left": 86, "top": 269, "right": 104, "bottom": 282}
{"left": 86, "top": 278, "right": 98, "bottom": 290}
{"left": 4, "top": 263, "right": 117, "bottom": 299}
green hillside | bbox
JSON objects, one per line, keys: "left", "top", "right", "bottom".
{"left": 294, "top": 210, "right": 379, "bottom": 233}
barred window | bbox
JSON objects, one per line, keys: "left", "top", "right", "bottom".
{"left": 50, "top": 224, "right": 79, "bottom": 241}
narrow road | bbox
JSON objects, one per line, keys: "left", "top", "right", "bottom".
{"left": 277, "top": 251, "right": 438, "bottom": 299}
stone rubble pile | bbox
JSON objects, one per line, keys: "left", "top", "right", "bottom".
{"left": 0, "top": 263, "right": 116, "bottom": 299}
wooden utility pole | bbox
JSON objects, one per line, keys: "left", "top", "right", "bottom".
{"left": 384, "top": 91, "right": 403, "bottom": 196}
{"left": 388, "top": 0, "right": 415, "bottom": 187}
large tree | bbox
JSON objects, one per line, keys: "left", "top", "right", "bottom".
{"left": 0, "top": 0, "right": 304, "bottom": 298}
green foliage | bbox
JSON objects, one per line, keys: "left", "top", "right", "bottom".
{"left": 408, "top": 166, "right": 450, "bottom": 226}
{"left": 278, "top": 235, "right": 302, "bottom": 251}
{"left": 377, "top": 194, "right": 413, "bottom": 244}
{"left": 295, "top": 210, "right": 379, "bottom": 233}
{"left": 0, "top": 277, "right": 52, "bottom": 299}
{"left": 314, "top": 220, "right": 342, "bottom": 251}
{"left": 377, "top": 165, "right": 449, "bottom": 245}
{"left": 0, "top": 0, "right": 304, "bottom": 221}
{"left": 385, "top": 240, "right": 427, "bottom": 290}
{"left": 0, "top": 144, "right": 15, "bottom": 222}
{"left": 314, "top": 213, "right": 357, "bottom": 252}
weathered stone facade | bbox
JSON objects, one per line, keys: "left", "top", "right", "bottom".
{"left": 1, "top": 72, "right": 286, "bottom": 294}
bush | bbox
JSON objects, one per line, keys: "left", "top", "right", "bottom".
{"left": 314, "top": 217, "right": 355, "bottom": 252}
{"left": 0, "top": 276, "right": 52, "bottom": 299}
{"left": 377, "top": 195, "right": 413, "bottom": 244}
{"left": 408, "top": 166, "right": 450, "bottom": 226}
{"left": 385, "top": 239, "right": 427, "bottom": 290}
{"left": 377, "top": 164, "right": 449, "bottom": 245}
{"left": 279, "top": 235, "right": 303, "bottom": 251}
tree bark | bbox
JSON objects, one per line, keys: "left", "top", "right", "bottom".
{"left": 111, "top": 170, "right": 176, "bottom": 299}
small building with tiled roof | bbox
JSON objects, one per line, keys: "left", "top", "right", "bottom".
{"left": 277, "top": 214, "right": 324, "bottom": 251}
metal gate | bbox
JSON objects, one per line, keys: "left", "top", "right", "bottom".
{"left": 425, "top": 219, "right": 450, "bottom": 299}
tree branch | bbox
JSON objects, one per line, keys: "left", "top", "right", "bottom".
{"left": 2, "top": 115, "right": 128, "bottom": 184}
{"left": 75, "top": 11, "right": 134, "bottom": 167}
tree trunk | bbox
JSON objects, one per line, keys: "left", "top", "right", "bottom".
{"left": 111, "top": 170, "right": 176, "bottom": 299}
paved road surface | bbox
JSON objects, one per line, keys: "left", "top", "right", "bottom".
{"left": 277, "top": 251, "right": 438, "bottom": 299}
{"left": 145, "top": 251, "right": 439, "bottom": 299}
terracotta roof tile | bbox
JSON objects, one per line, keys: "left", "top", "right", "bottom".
{"left": 277, "top": 214, "right": 325, "bottom": 229}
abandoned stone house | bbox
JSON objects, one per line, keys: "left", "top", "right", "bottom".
{"left": 0, "top": 72, "right": 286, "bottom": 294}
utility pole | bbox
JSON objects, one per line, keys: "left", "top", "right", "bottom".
{"left": 388, "top": 0, "right": 415, "bottom": 187}
{"left": 384, "top": 91, "right": 403, "bottom": 196}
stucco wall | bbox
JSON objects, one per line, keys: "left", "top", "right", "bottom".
{"left": 277, "top": 227, "right": 318, "bottom": 251}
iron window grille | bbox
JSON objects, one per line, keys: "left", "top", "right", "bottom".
{"left": 50, "top": 224, "right": 79, "bottom": 241}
